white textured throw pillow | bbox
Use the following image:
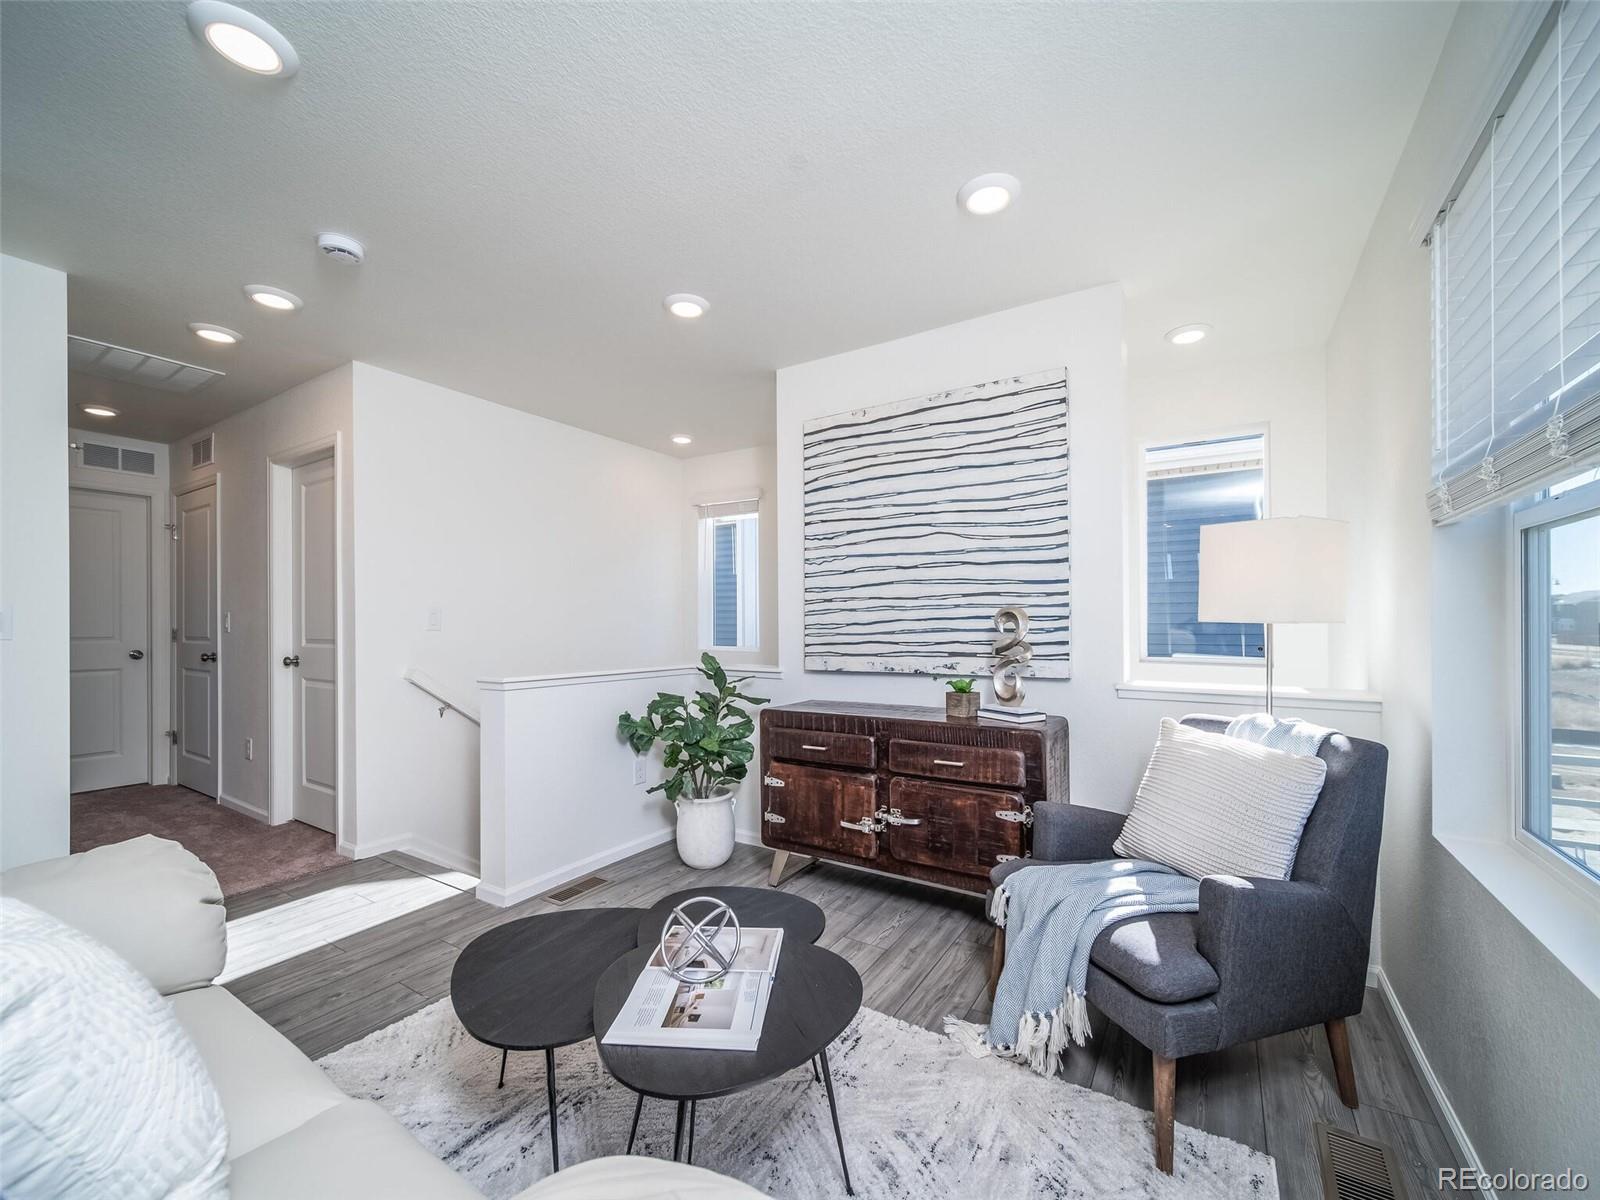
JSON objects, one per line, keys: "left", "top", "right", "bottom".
{"left": 0, "top": 897, "right": 229, "bottom": 1200}
{"left": 1113, "top": 717, "right": 1328, "bottom": 880}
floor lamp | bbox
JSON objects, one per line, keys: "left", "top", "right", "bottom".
{"left": 1197, "top": 517, "right": 1348, "bottom": 715}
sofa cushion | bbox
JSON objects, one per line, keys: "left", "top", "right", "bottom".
{"left": 0, "top": 897, "right": 229, "bottom": 1199}
{"left": 229, "top": 1099, "right": 481, "bottom": 1200}
{"left": 170, "top": 985, "right": 346, "bottom": 1159}
{"left": 1, "top": 835, "right": 226, "bottom": 995}
{"left": 1089, "top": 912, "right": 1219, "bottom": 1003}
{"left": 1114, "top": 718, "right": 1327, "bottom": 881}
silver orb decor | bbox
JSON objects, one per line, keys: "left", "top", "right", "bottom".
{"left": 992, "top": 606, "right": 1033, "bottom": 704}
{"left": 657, "top": 895, "right": 742, "bottom": 984}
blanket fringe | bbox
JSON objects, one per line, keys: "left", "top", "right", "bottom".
{"left": 942, "top": 1016, "right": 994, "bottom": 1059}
{"left": 944, "top": 989, "right": 1093, "bottom": 1078}
{"left": 989, "top": 884, "right": 1010, "bottom": 928}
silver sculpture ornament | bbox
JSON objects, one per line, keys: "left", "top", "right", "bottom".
{"left": 992, "top": 606, "right": 1033, "bottom": 705}
{"left": 657, "top": 895, "right": 742, "bottom": 984}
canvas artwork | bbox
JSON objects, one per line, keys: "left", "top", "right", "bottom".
{"left": 801, "top": 368, "right": 1071, "bottom": 677}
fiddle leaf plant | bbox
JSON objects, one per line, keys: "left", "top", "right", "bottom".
{"left": 617, "top": 653, "right": 768, "bottom": 803}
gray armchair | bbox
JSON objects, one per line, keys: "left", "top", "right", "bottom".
{"left": 987, "top": 715, "right": 1388, "bottom": 1172}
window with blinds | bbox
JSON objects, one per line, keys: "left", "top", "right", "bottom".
{"left": 696, "top": 495, "right": 760, "bottom": 651}
{"left": 1143, "top": 434, "right": 1267, "bottom": 660}
{"left": 1429, "top": 2, "right": 1600, "bottom": 522}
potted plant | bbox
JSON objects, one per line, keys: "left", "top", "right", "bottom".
{"left": 945, "top": 677, "right": 979, "bottom": 719}
{"left": 617, "top": 653, "right": 768, "bottom": 869}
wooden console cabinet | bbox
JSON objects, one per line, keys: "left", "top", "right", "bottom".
{"left": 759, "top": 701, "right": 1069, "bottom": 894}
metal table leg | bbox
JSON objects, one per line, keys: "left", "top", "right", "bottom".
{"left": 819, "top": 1047, "right": 853, "bottom": 1196}
{"left": 497, "top": 1049, "right": 508, "bottom": 1089}
{"left": 687, "top": 1099, "right": 697, "bottom": 1164}
{"left": 811, "top": 1056, "right": 820, "bottom": 1082}
{"left": 545, "top": 1047, "right": 559, "bottom": 1171}
{"left": 626, "top": 1091, "right": 644, "bottom": 1154}
{"left": 672, "top": 1099, "right": 687, "bottom": 1161}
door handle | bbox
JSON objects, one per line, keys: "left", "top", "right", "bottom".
{"left": 882, "top": 808, "right": 922, "bottom": 826}
{"left": 128, "top": 649, "right": 144, "bottom": 660}
{"left": 282, "top": 655, "right": 300, "bottom": 668}
{"left": 200, "top": 652, "right": 217, "bottom": 663}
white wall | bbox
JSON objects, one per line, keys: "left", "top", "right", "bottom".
{"left": 1325, "top": 0, "right": 1600, "bottom": 1179}
{"left": 67, "top": 429, "right": 173, "bottom": 785}
{"left": 772, "top": 286, "right": 1378, "bottom": 829}
{"left": 1, "top": 255, "right": 70, "bottom": 870}
{"left": 352, "top": 364, "right": 687, "bottom": 872}
{"left": 681, "top": 444, "right": 779, "bottom": 667}
{"left": 1126, "top": 345, "right": 1333, "bottom": 690}
{"left": 169, "top": 366, "right": 357, "bottom": 837}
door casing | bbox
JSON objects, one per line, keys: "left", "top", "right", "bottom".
{"left": 172, "top": 477, "right": 221, "bottom": 798}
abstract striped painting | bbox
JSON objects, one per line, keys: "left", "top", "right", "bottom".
{"left": 803, "top": 368, "right": 1071, "bottom": 677}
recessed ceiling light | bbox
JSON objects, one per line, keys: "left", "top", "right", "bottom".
{"left": 189, "top": 322, "right": 242, "bottom": 345}
{"left": 664, "top": 294, "right": 709, "bottom": 319}
{"left": 957, "top": 173, "right": 1021, "bottom": 216}
{"left": 81, "top": 404, "right": 119, "bottom": 419}
{"left": 671, "top": 435, "right": 693, "bottom": 446}
{"left": 245, "top": 284, "right": 302, "bottom": 311}
{"left": 186, "top": 1, "right": 299, "bottom": 77}
{"left": 1166, "top": 323, "right": 1212, "bottom": 346}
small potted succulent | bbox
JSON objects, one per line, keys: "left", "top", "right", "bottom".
{"left": 945, "top": 677, "right": 980, "bottom": 719}
{"left": 617, "top": 653, "right": 767, "bottom": 869}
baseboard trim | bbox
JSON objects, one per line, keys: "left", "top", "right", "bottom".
{"left": 1369, "top": 964, "right": 1496, "bottom": 1200}
{"left": 478, "top": 827, "right": 675, "bottom": 908}
{"left": 345, "top": 833, "right": 480, "bottom": 877}
{"left": 218, "top": 792, "right": 269, "bottom": 823}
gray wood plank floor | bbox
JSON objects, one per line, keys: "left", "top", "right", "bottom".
{"left": 224, "top": 841, "right": 1471, "bottom": 1200}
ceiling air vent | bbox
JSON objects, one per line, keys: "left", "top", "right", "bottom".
{"left": 79, "top": 442, "right": 159, "bottom": 477}
{"left": 191, "top": 434, "right": 215, "bottom": 469}
{"left": 1315, "top": 1122, "right": 1407, "bottom": 1200}
{"left": 68, "top": 336, "right": 223, "bottom": 394}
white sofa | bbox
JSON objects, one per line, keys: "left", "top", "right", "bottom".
{"left": 1, "top": 836, "right": 764, "bottom": 1200}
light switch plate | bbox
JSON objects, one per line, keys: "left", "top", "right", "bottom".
{"left": 224, "top": 611, "right": 232, "bottom": 633}
{"left": 633, "top": 755, "right": 647, "bottom": 786}
{"left": 244, "top": 737, "right": 254, "bottom": 761}
{"left": 426, "top": 604, "right": 443, "bottom": 632}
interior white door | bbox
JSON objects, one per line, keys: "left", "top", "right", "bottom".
{"left": 175, "top": 482, "right": 220, "bottom": 797}
{"left": 289, "top": 457, "right": 337, "bottom": 833}
{"left": 69, "top": 489, "right": 151, "bottom": 792}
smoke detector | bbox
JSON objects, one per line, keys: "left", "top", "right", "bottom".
{"left": 317, "top": 232, "right": 365, "bottom": 265}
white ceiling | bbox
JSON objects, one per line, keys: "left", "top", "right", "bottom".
{"left": 1, "top": 1, "right": 1452, "bottom": 453}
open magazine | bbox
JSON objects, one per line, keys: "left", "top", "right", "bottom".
{"left": 602, "top": 925, "right": 784, "bottom": 1051}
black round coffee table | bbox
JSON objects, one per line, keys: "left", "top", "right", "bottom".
{"left": 594, "top": 940, "right": 863, "bottom": 1194}
{"left": 636, "top": 885, "right": 826, "bottom": 947}
{"left": 451, "top": 906, "right": 643, "bottom": 1170}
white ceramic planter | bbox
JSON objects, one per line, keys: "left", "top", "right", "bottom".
{"left": 674, "top": 791, "right": 737, "bottom": 869}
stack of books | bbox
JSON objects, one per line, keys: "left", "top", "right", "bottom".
{"left": 978, "top": 705, "right": 1048, "bottom": 724}
{"left": 602, "top": 925, "right": 784, "bottom": 1051}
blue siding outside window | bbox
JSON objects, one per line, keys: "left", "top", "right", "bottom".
{"left": 1146, "top": 467, "right": 1265, "bottom": 658}
{"left": 712, "top": 521, "right": 739, "bottom": 647}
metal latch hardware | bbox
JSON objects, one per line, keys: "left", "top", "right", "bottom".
{"left": 763, "top": 775, "right": 785, "bottom": 788}
{"left": 763, "top": 811, "right": 786, "bottom": 825}
{"left": 995, "top": 854, "right": 1020, "bottom": 863}
{"left": 994, "top": 807, "right": 1033, "bottom": 826}
{"left": 881, "top": 808, "right": 922, "bottom": 826}
{"left": 840, "top": 817, "right": 879, "bottom": 834}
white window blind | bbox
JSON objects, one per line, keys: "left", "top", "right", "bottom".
{"left": 1430, "top": 2, "right": 1600, "bottom": 523}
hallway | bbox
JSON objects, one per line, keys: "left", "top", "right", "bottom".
{"left": 71, "top": 784, "right": 345, "bottom": 896}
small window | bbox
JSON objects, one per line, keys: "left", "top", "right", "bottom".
{"left": 697, "top": 499, "right": 759, "bottom": 651}
{"left": 1143, "top": 434, "right": 1266, "bottom": 660}
{"left": 1520, "top": 478, "right": 1600, "bottom": 887}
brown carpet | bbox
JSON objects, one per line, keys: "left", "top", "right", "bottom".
{"left": 71, "top": 785, "right": 348, "bottom": 897}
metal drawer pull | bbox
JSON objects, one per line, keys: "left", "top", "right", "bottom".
{"left": 882, "top": 808, "right": 922, "bottom": 826}
{"left": 763, "top": 775, "right": 785, "bottom": 788}
{"left": 763, "top": 811, "right": 786, "bottom": 824}
{"left": 801, "top": 744, "right": 828, "bottom": 751}
{"left": 840, "top": 817, "right": 878, "bottom": 833}
{"left": 932, "top": 758, "right": 966, "bottom": 768}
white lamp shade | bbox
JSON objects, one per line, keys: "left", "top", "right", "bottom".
{"left": 1198, "top": 517, "right": 1348, "bottom": 625}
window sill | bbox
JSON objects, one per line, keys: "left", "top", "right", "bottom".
{"left": 1436, "top": 833, "right": 1600, "bottom": 1000}
{"left": 1114, "top": 680, "right": 1383, "bottom": 715}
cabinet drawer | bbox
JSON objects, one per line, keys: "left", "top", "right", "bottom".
{"left": 887, "top": 738, "right": 1026, "bottom": 788}
{"left": 767, "top": 727, "right": 877, "bottom": 770}
{"left": 762, "top": 762, "right": 879, "bottom": 859}
{"left": 885, "top": 778, "right": 1027, "bottom": 877}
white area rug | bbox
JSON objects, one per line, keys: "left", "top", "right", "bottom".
{"left": 319, "top": 1000, "right": 1277, "bottom": 1199}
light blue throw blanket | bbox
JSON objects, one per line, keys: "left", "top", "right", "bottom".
{"left": 971, "top": 861, "right": 1202, "bottom": 1074}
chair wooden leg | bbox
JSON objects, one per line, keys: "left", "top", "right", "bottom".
{"left": 1325, "top": 1018, "right": 1359, "bottom": 1109}
{"left": 1152, "top": 1053, "right": 1176, "bottom": 1174}
{"left": 987, "top": 925, "right": 1005, "bottom": 1002}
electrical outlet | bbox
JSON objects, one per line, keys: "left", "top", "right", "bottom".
{"left": 633, "top": 755, "right": 646, "bottom": 786}
{"left": 244, "top": 737, "right": 254, "bottom": 761}
{"left": 426, "top": 604, "right": 443, "bottom": 632}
